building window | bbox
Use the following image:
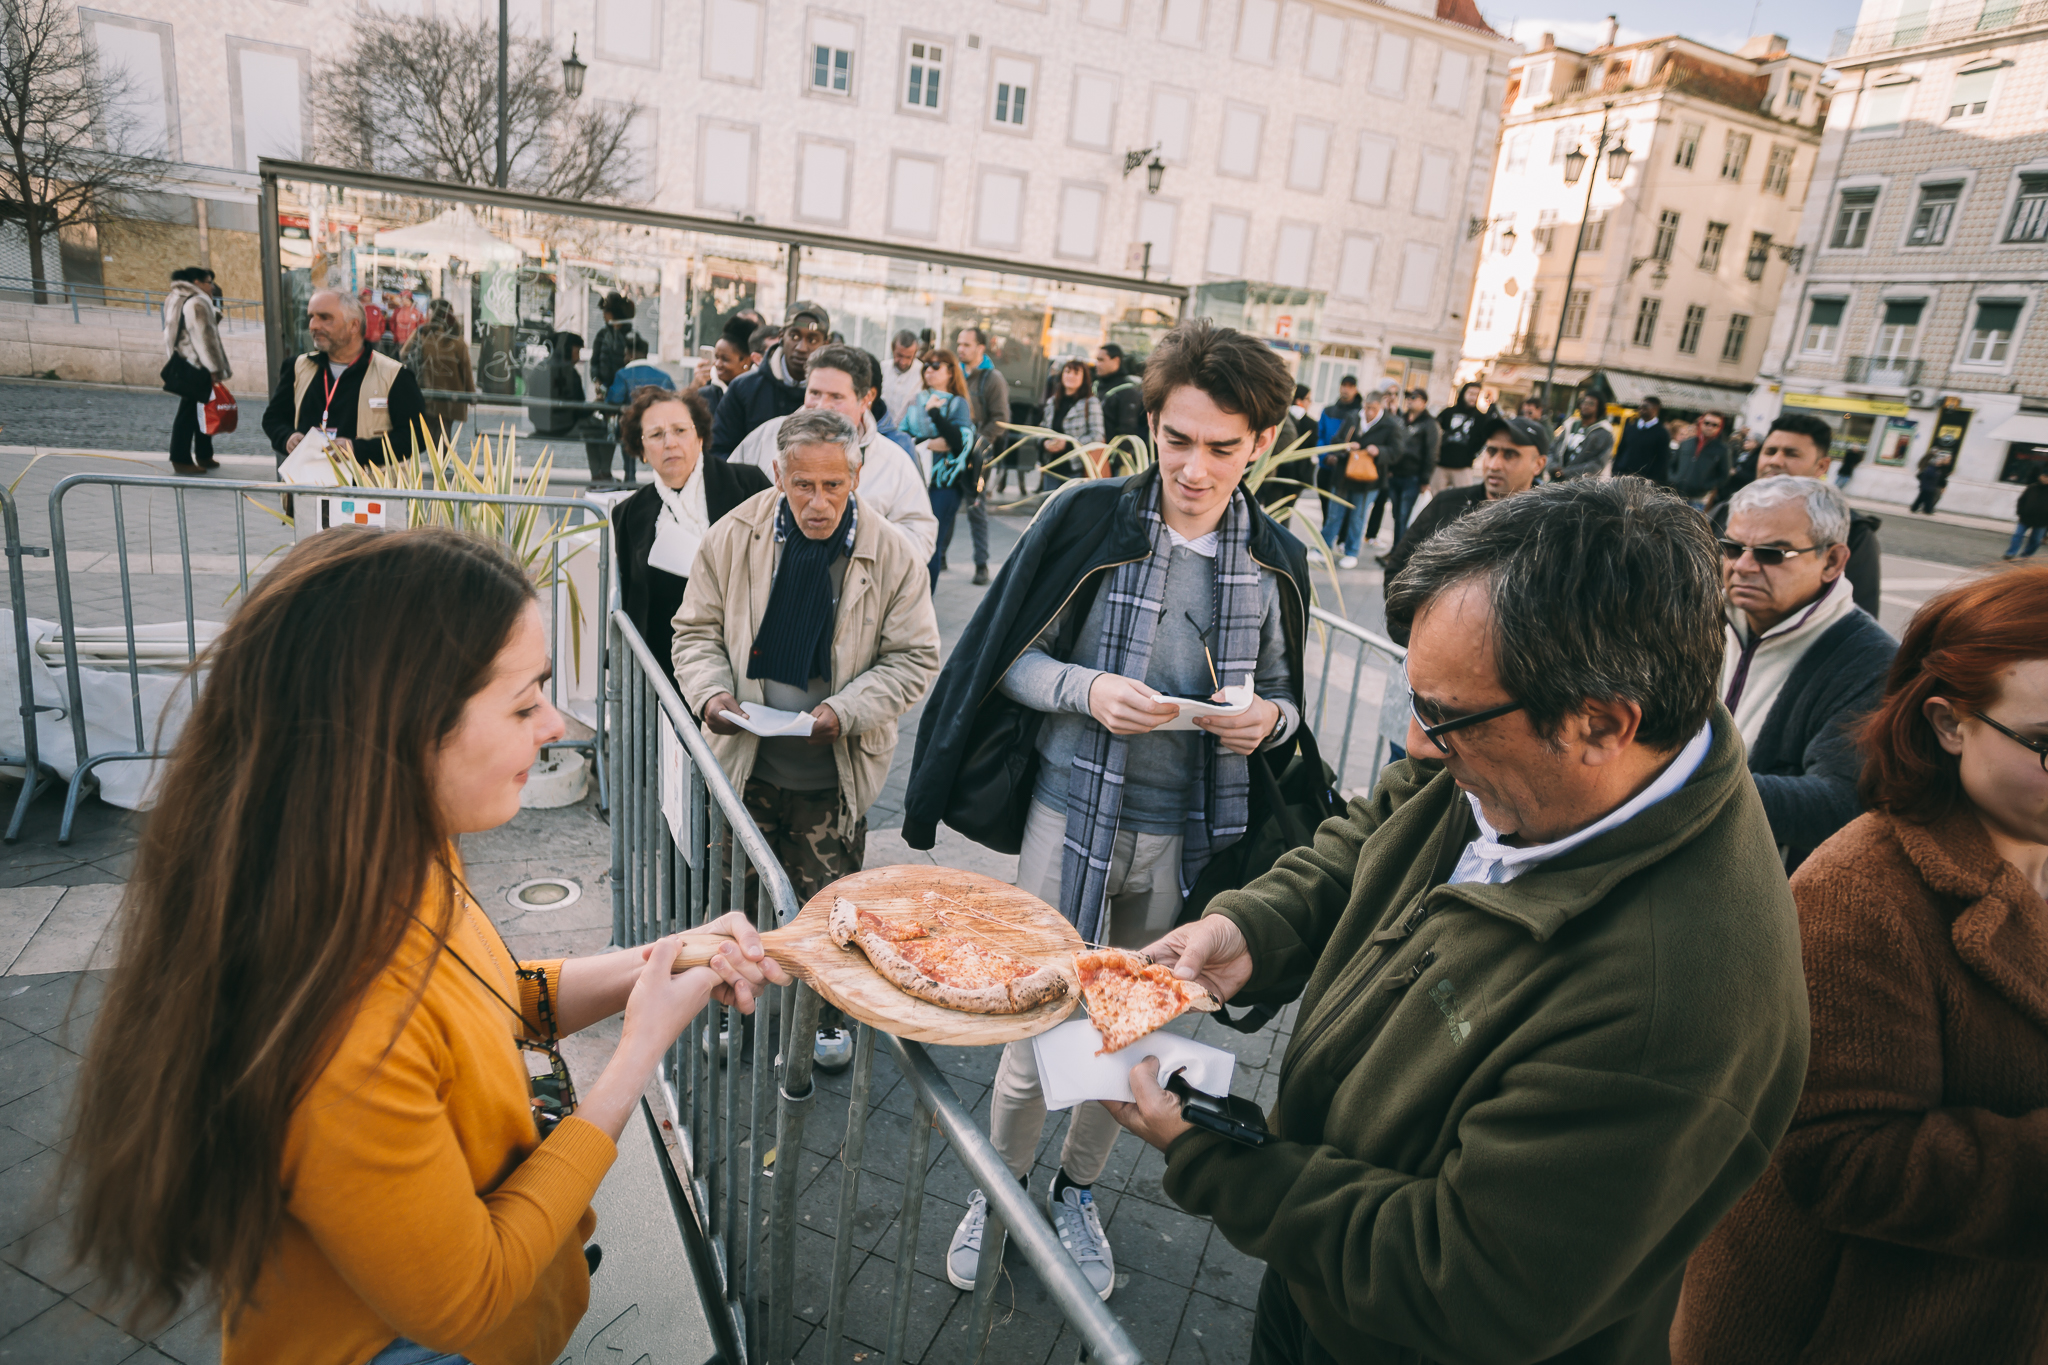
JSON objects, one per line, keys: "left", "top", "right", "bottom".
{"left": 1722, "top": 313, "right": 1750, "bottom": 362}
{"left": 1335, "top": 233, "right": 1375, "bottom": 300}
{"left": 809, "top": 19, "right": 854, "bottom": 95}
{"left": 1218, "top": 104, "right": 1263, "bottom": 177}
{"left": 1720, "top": 132, "right": 1751, "bottom": 181}
{"left": 994, "top": 79, "right": 1027, "bottom": 124}
{"left": 1964, "top": 298, "right": 2022, "bottom": 364}
{"left": 1786, "top": 75, "right": 1809, "bottom": 109}
{"left": 1861, "top": 82, "right": 1910, "bottom": 134}
{"left": 1562, "top": 288, "right": 1591, "bottom": 338}
{"left": 1649, "top": 209, "right": 1680, "bottom": 262}
{"left": 1699, "top": 221, "right": 1727, "bottom": 271}
{"left": 1907, "top": 181, "right": 1962, "bottom": 246}
{"left": 1678, "top": 303, "right": 1706, "bottom": 354}
{"left": 1831, "top": 188, "right": 1878, "bottom": 248}
{"left": 1550, "top": 123, "right": 1578, "bottom": 164}
{"left": 1632, "top": 297, "right": 1661, "bottom": 346}
{"left": 1532, "top": 209, "right": 1556, "bottom": 254}
{"left": 1745, "top": 232, "right": 1772, "bottom": 281}
{"left": 1495, "top": 213, "right": 1516, "bottom": 254}
{"left": 1578, "top": 209, "right": 1606, "bottom": 252}
{"left": 2006, "top": 174, "right": 2048, "bottom": 242}
{"left": 1160, "top": 0, "right": 1201, "bottom": 46}
{"left": 1474, "top": 291, "right": 1495, "bottom": 330}
{"left": 1876, "top": 298, "right": 1924, "bottom": 362}
{"left": 1070, "top": 70, "right": 1116, "bottom": 148}
{"left": 1948, "top": 67, "right": 1993, "bottom": 119}
{"left": 1371, "top": 31, "right": 1410, "bottom": 97}
{"left": 1305, "top": 11, "right": 1345, "bottom": 80}
{"left": 1504, "top": 132, "right": 1528, "bottom": 173}
{"left": 1206, "top": 209, "right": 1249, "bottom": 276}
{"left": 1802, "top": 297, "right": 1844, "bottom": 354}
{"left": 1675, "top": 122, "right": 1701, "bottom": 168}
{"left": 1136, "top": 197, "right": 1177, "bottom": 271}
{"left": 904, "top": 40, "right": 942, "bottom": 109}
{"left": 1764, "top": 144, "right": 1794, "bottom": 195}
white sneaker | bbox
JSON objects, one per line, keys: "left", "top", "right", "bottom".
{"left": 1338, "top": 555, "right": 1359, "bottom": 569}
{"left": 1047, "top": 1184, "right": 1115, "bottom": 1301}
{"left": 947, "top": 1189, "right": 990, "bottom": 1290}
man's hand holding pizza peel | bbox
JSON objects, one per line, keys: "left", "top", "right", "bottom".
{"left": 1100, "top": 916, "right": 1256, "bottom": 1150}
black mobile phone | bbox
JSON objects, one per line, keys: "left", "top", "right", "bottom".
{"left": 1164, "top": 1069, "right": 1271, "bottom": 1147}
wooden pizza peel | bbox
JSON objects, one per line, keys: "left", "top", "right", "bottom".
{"left": 669, "top": 865, "right": 1085, "bottom": 1045}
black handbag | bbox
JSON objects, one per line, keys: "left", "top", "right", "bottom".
{"left": 161, "top": 352, "right": 212, "bottom": 401}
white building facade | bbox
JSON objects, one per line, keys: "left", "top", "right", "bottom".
{"left": 53, "top": 0, "right": 1512, "bottom": 399}
{"left": 1459, "top": 31, "right": 1828, "bottom": 417}
{"left": 1744, "top": 0, "right": 2048, "bottom": 519}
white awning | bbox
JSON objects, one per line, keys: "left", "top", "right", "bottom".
{"left": 1595, "top": 368, "right": 1752, "bottom": 412}
{"left": 1988, "top": 412, "right": 2048, "bottom": 445}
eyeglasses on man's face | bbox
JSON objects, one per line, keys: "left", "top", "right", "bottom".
{"left": 1718, "top": 538, "right": 1823, "bottom": 568}
{"left": 1404, "top": 664, "right": 1525, "bottom": 755}
{"left": 1975, "top": 710, "right": 2048, "bottom": 773}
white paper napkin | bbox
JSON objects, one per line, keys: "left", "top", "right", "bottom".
{"left": 1147, "top": 679, "right": 1254, "bottom": 732}
{"left": 1031, "top": 1017, "right": 1237, "bottom": 1110}
{"left": 724, "top": 703, "right": 815, "bottom": 738}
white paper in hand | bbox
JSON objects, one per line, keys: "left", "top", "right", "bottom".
{"left": 278, "top": 430, "right": 341, "bottom": 486}
{"left": 1147, "top": 679, "right": 1255, "bottom": 733}
{"left": 1032, "top": 1017, "right": 1237, "bottom": 1111}
{"left": 722, "top": 703, "right": 816, "bottom": 738}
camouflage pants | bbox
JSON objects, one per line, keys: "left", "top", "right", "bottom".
{"left": 741, "top": 779, "right": 866, "bottom": 908}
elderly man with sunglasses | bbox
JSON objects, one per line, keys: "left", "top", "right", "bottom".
{"left": 1102, "top": 479, "right": 1810, "bottom": 1365}
{"left": 1719, "top": 475, "right": 1897, "bottom": 870}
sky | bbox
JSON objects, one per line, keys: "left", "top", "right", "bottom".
{"left": 1484, "top": 0, "right": 1868, "bottom": 66}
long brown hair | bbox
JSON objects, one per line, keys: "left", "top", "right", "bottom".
{"left": 63, "top": 527, "right": 536, "bottom": 1330}
{"left": 1858, "top": 562, "right": 2048, "bottom": 824}
{"left": 922, "top": 347, "right": 969, "bottom": 401}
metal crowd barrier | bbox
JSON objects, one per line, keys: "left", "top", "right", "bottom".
{"left": 606, "top": 609, "right": 1145, "bottom": 1365}
{"left": 1, "top": 487, "right": 58, "bottom": 841}
{"left": 1303, "top": 604, "right": 1408, "bottom": 792}
{"left": 39, "top": 474, "right": 609, "bottom": 842}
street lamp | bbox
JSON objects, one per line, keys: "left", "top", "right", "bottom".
{"left": 1124, "top": 144, "right": 1166, "bottom": 194}
{"left": 562, "top": 34, "right": 587, "bottom": 98}
{"left": 1500, "top": 225, "right": 1518, "bottom": 254}
{"left": 1540, "top": 101, "right": 1624, "bottom": 415}
{"left": 1145, "top": 155, "right": 1165, "bottom": 194}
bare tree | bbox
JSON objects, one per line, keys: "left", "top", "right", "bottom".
{"left": 0, "top": 0, "right": 165, "bottom": 297}
{"left": 315, "top": 15, "right": 647, "bottom": 202}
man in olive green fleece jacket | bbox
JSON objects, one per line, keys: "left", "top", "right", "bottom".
{"left": 1104, "top": 481, "right": 1811, "bottom": 1365}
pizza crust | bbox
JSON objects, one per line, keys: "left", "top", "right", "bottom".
{"left": 1075, "top": 948, "right": 1219, "bottom": 1054}
{"left": 830, "top": 896, "right": 1069, "bottom": 1015}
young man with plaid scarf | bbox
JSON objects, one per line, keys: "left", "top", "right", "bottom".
{"left": 902, "top": 320, "right": 1312, "bottom": 1301}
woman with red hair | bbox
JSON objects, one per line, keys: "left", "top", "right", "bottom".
{"left": 1674, "top": 563, "right": 2048, "bottom": 1364}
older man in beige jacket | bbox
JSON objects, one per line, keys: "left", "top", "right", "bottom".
{"left": 673, "top": 406, "right": 940, "bottom": 920}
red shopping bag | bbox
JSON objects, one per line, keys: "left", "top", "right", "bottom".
{"left": 202, "top": 383, "right": 238, "bottom": 435}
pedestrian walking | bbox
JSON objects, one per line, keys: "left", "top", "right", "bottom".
{"left": 1832, "top": 440, "right": 1865, "bottom": 489}
{"left": 261, "top": 289, "right": 426, "bottom": 466}
{"left": 409, "top": 299, "right": 473, "bottom": 443}
{"left": 1039, "top": 357, "right": 1104, "bottom": 489}
{"left": 1104, "top": 479, "right": 1808, "bottom": 1365}
{"left": 1093, "top": 343, "right": 1147, "bottom": 458}
{"left": 1431, "top": 381, "right": 1488, "bottom": 491}
{"left": 1375, "top": 386, "right": 1440, "bottom": 551}
{"left": 1315, "top": 375, "right": 1364, "bottom": 499}
{"left": 2006, "top": 468, "right": 2048, "bottom": 558}
{"left": 62, "top": 528, "right": 785, "bottom": 1365}
{"left": 1547, "top": 390, "right": 1614, "bottom": 481}
{"left": 902, "top": 320, "right": 1311, "bottom": 1305}
{"left": 1319, "top": 389, "right": 1398, "bottom": 567}
{"left": 901, "top": 349, "right": 975, "bottom": 586}
{"left": 162, "top": 265, "right": 229, "bottom": 474}
{"left": 954, "top": 327, "right": 1008, "bottom": 584}
{"left": 881, "top": 329, "right": 924, "bottom": 428}
{"left": 1911, "top": 449, "right": 1954, "bottom": 513}
{"left": 1675, "top": 565, "right": 2048, "bottom": 1365}
{"left": 709, "top": 302, "right": 830, "bottom": 457}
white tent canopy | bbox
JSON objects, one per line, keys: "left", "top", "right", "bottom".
{"left": 373, "top": 206, "right": 522, "bottom": 264}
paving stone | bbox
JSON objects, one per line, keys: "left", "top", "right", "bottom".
{"left": 0, "top": 1021, "right": 23, "bottom": 1053}
{"left": 147, "top": 1300, "right": 220, "bottom": 1365}
{"left": 0, "top": 892, "right": 62, "bottom": 978}
{"left": 1167, "top": 1288, "right": 1256, "bottom": 1365}
{"left": 0, "top": 1262, "right": 60, "bottom": 1338}
{"left": 0, "top": 1035, "right": 76, "bottom": 1107}
{"left": 1102, "top": 1199, "right": 1209, "bottom": 1288}
{"left": 0, "top": 974, "right": 97, "bottom": 1034}
{"left": 0, "top": 1297, "right": 142, "bottom": 1364}
{"left": 0, "top": 1125, "right": 44, "bottom": 1177}
{"left": 816, "top": 1258, "right": 955, "bottom": 1364}
{"left": 0, "top": 1069, "right": 77, "bottom": 1148}
{"left": 0, "top": 1146, "right": 67, "bottom": 1248}
{"left": 2, "top": 1221, "right": 97, "bottom": 1296}
{"left": 1096, "top": 1266, "right": 1189, "bottom": 1364}
{"left": 1190, "top": 1226, "right": 1265, "bottom": 1312}
{"left": 932, "top": 1286, "right": 1065, "bottom": 1365}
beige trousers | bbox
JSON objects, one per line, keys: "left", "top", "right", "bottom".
{"left": 988, "top": 800, "right": 1184, "bottom": 1182}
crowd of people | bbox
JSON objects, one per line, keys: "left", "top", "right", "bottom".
{"left": 98, "top": 311, "right": 2048, "bottom": 1365}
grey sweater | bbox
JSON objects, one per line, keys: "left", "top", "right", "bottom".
{"left": 999, "top": 542, "right": 1300, "bottom": 833}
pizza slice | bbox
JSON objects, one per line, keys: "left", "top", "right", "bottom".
{"left": 829, "top": 897, "right": 1069, "bottom": 1015}
{"left": 1074, "top": 949, "right": 1220, "bottom": 1054}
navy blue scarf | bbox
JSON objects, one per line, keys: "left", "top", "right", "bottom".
{"left": 747, "top": 497, "right": 856, "bottom": 688}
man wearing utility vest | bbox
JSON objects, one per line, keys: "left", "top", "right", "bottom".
{"left": 262, "top": 288, "right": 428, "bottom": 466}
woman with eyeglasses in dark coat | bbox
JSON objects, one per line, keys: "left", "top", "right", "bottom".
{"left": 609, "top": 387, "right": 770, "bottom": 686}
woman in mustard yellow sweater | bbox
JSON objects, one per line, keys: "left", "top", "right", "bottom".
{"left": 63, "top": 527, "right": 785, "bottom": 1365}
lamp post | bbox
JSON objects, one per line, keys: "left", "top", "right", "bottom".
{"left": 495, "top": 0, "right": 509, "bottom": 188}
{"left": 1539, "top": 100, "right": 1631, "bottom": 415}
{"left": 562, "top": 34, "right": 587, "bottom": 98}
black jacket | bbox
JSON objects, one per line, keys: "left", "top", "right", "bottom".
{"left": 1668, "top": 436, "right": 1732, "bottom": 497}
{"left": 1611, "top": 417, "right": 1671, "bottom": 480}
{"left": 261, "top": 351, "right": 425, "bottom": 462}
{"left": 525, "top": 358, "right": 587, "bottom": 438}
{"left": 1381, "top": 483, "right": 1490, "bottom": 646}
{"left": 1435, "top": 403, "right": 1486, "bottom": 470}
{"left": 1743, "top": 607, "right": 1896, "bottom": 867}
{"left": 708, "top": 347, "right": 805, "bottom": 457}
{"left": 1400, "top": 411, "right": 1440, "bottom": 483}
{"left": 2019, "top": 480, "right": 2048, "bottom": 527}
{"left": 1711, "top": 501, "right": 1884, "bottom": 618}
{"left": 902, "top": 469, "right": 1313, "bottom": 853}
{"left": 609, "top": 459, "right": 773, "bottom": 687}
{"left": 1097, "top": 372, "right": 1147, "bottom": 446}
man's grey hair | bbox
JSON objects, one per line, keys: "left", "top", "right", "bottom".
{"left": 1728, "top": 475, "right": 1850, "bottom": 548}
{"left": 1385, "top": 480, "right": 1723, "bottom": 750}
{"left": 310, "top": 289, "right": 366, "bottom": 335}
{"left": 892, "top": 329, "right": 920, "bottom": 349}
{"left": 776, "top": 408, "right": 863, "bottom": 471}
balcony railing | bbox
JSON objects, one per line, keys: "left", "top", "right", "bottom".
{"left": 1831, "top": 0, "right": 2047, "bottom": 59}
{"left": 1844, "top": 355, "right": 1923, "bottom": 387}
